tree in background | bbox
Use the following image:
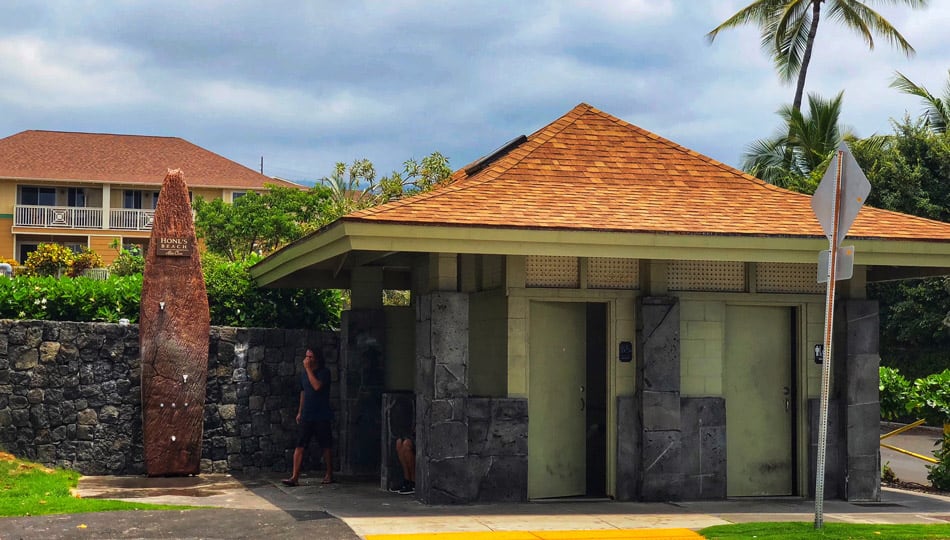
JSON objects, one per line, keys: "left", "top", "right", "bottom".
{"left": 742, "top": 91, "right": 852, "bottom": 188}
{"left": 851, "top": 118, "right": 950, "bottom": 379}
{"left": 891, "top": 70, "right": 950, "bottom": 135}
{"left": 707, "top": 0, "right": 926, "bottom": 112}
{"left": 193, "top": 184, "right": 333, "bottom": 261}
{"left": 322, "top": 152, "right": 452, "bottom": 220}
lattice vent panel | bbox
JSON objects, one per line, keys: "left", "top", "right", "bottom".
{"left": 525, "top": 255, "right": 579, "bottom": 288}
{"left": 756, "top": 262, "right": 824, "bottom": 294}
{"left": 668, "top": 260, "right": 745, "bottom": 292}
{"left": 589, "top": 257, "right": 639, "bottom": 289}
{"left": 479, "top": 255, "right": 504, "bottom": 290}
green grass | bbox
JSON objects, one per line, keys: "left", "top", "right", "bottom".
{"left": 700, "top": 521, "right": 950, "bottom": 539}
{"left": 0, "top": 452, "right": 192, "bottom": 517}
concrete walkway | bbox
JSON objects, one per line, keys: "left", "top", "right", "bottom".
{"left": 52, "top": 473, "right": 950, "bottom": 539}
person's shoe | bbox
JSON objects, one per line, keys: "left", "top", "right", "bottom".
{"left": 397, "top": 481, "right": 415, "bottom": 494}
{"left": 281, "top": 478, "right": 299, "bottom": 487}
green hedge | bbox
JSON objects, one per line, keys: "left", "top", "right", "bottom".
{"left": 0, "top": 256, "right": 341, "bottom": 330}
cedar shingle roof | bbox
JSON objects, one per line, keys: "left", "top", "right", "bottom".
{"left": 347, "top": 103, "right": 950, "bottom": 242}
{"left": 0, "top": 130, "right": 299, "bottom": 190}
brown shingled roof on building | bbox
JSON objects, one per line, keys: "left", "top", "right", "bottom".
{"left": 346, "top": 103, "right": 950, "bottom": 242}
{"left": 0, "top": 130, "right": 299, "bottom": 190}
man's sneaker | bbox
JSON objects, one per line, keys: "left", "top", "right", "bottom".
{"left": 397, "top": 481, "right": 415, "bottom": 494}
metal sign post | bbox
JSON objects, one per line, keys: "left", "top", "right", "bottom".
{"left": 810, "top": 143, "right": 871, "bottom": 528}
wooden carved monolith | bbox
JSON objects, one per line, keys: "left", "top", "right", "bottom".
{"left": 141, "top": 169, "right": 210, "bottom": 476}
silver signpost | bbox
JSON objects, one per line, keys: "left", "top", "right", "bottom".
{"left": 809, "top": 142, "right": 871, "bottom": 528}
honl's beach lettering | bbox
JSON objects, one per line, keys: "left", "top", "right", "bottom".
{"left": 157, "top": 237, "right": 192, "bottom": 257}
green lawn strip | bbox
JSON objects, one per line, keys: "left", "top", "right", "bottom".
{"left": 700, "top": 521, "right": 950, "bottom": 539}
{"left": 0, "top": 453, "right": 198, "bottom": 518}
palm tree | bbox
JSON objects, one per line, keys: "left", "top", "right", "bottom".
{"left": 890, "top": 70, "right": 950, "bottom": 134}
{"left": 707, "top": 0, "right": 927, "bottom": 112}
{"left": 743, "top": 91, "right": 851, "bottom": 187}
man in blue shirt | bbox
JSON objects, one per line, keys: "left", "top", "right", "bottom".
{"left": 282, "top": 348, "right": 334, "bottom": 486}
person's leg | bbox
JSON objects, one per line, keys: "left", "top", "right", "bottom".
{"left": 395, "top": 438, "right": 415, "bottom": 493}
{"left": 396, "top": 438, "right": 415, "bottom": 483}
{"left": 322, "top": 447, "right": 333, "bottom": 483}
{"left": 284, "top": 421, "right": 315, "bottom": 486}
{"left": 315, "top": 420, "right": 334, "bottom": 483}
{"left": 291, "top": 447, "right": 304, "bottom": 480}
{"left": 395, "top": 439, "right": 411, "bottom": 482}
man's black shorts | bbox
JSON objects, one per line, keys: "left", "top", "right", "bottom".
{"left": 296, "top": 419, "right": 332, "bottom": 449}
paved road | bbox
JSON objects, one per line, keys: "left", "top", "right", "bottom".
{"left": 880, "top": 422, "right": 944, "bottom": 486}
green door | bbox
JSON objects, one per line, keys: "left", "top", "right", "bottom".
{"left": 528, "top": 301, "right": 587, "bottom": 499}
{"left": 724, "top": 305, "right": 793, "bottom": 496}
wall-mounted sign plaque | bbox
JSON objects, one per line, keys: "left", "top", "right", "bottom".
{"left": 156, "top": 237, "right": 192, "bottom": 257}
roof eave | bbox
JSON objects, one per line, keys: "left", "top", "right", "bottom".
{"left": 250, "top": 220, "right": 950, "bottom": 287}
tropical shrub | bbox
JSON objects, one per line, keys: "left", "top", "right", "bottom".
{"left": 880, "top": 366, "right": 913, "bottom": 421}
{"left": 202, "top": 253, "right": 341, "bottom": 329}
{"left": 0, "top": 252, "right": 341, "bottom": 329}
{"left": 21, "top": 243, "right": 75, "bottom": 277}
{"left": 109, "top": 246, "right": 144, "bottom": 276}
{"left": 908, "top": 369, "right": 950, "bottom": 427}
{"left": 67, "top": 248, "right": 103, "bottom": 277}
{"left": 928, "top": 432, "right": 950, "bottom": 491}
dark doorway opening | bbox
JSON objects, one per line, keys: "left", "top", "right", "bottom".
{"left": 585, "top": 302, "right": 608, "bottom": 497}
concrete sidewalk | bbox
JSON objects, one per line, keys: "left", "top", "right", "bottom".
{"left": 58, "top": 473, "right": 950, "bottom": 539}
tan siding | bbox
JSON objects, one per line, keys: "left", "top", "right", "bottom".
{"left": 0, "top": 217, "right": 13, "bottom": 259}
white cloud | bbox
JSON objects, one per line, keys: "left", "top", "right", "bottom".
{"left": 0, "top": 36, "right": 151, "bottom": 109}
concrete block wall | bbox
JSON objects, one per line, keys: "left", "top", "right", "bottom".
{"left": 679, "top": 300, "right": 724, "bottom": 397}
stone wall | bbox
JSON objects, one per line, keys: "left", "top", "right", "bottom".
{"left": 635, "top": 296, "right": 682, "bottom": 501}
{"left": 0, "top": 320, "right": 338, "bottom": 476}
{"left": 415, "top": 292, "right": 528, "bottom": 504}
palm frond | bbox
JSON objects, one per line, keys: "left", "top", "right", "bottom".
{"left": 707, "top": 0, "right": 786, "bottom": 43}
{"left": 830, "top": 0, "right": 917, "bottom": 54}
{"left": 891, "top": 70, "right": 950, "bottom": 134}
{"left": 771, "top": 4, "right": 811, "bottom": 83}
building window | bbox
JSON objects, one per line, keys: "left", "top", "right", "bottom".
{"left": 67, "top": 187, "right": 86, "bottom": 207}
{"left": 232, "top": 191, "right": 246, "bottom": 202}
{"left": 124, "top": 190, "right": 143, "bottom": 209}
{"left": 20, "top": 186, "right": 56, "bottom": 206}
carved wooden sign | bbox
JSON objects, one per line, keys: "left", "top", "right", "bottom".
{"left": 140, "top": 169, "right": 210, "bottom": 476}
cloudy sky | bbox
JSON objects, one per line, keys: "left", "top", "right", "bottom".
{"left": 0, "top": 1, "right": 947, "bottom": 184}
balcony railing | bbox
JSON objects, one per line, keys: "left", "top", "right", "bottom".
{"left": 15, "top": 205, "right": 104, "bottom": 229}
{"left": 109, "top": 209, "right": 155, "bottom": 231}
{"left": 14, "top": 205, "right": 155, "bottom": 231}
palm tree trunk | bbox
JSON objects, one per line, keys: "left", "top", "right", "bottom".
{"left": 793, "top": 0, "right": 823, "bottom": 112}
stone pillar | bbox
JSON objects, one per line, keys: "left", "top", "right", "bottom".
{"left": 635, "top": 296, "right": 682, "bottom": 501}
{"left": 338, "top": 309, "right": 386, "bottom": 475}
{"left": 415, "top": 292, "right": 469, "bottom": 504}
{"left": 838, "top": 299, "right": 881, "bottom": 501}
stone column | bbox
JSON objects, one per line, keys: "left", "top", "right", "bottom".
{"left": 635, "top": 296, "right": 682, "bottom": 501}
{"left": 838, "top": 299, "right": 881, "bottom": 501}
{"left": 338, "top": 309, "right": 386, "bottom": 475}
{"left": 415, "top": 292, "right": 470, "bottom": 504}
